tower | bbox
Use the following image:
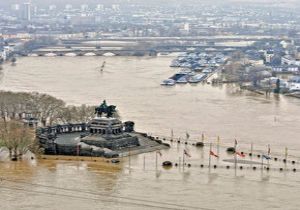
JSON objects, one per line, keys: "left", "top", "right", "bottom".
{"left": 23, "top": 2, "right": 31, "bottom": 21}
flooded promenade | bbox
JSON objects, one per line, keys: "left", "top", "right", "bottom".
{"left": 0, "top": 56, "right": 300, "bottom": 209}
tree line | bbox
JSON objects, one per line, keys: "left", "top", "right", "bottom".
{"left": 0, "top": 91, "right": 96, "bottom": 126}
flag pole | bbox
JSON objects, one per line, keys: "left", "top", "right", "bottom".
{"left": 267, "top": 144, "right": 270, "bottom": 167}
{"left": 209, "top": 143, "right": 212, "bottom": 169}
{"left": 155, "top": 152, "right": 158, "bottom": 170}
{"left": 285, "top": 147, "right": 288, "bottom": 164}
{"left": 128, "top": 147, "right": 131, "bottom": 170}
{"left": 186, "top": 131, "right": 189, "bottom": 145}
{"left": 143, "top": 154, "right": 146, "bottom": 170}
{"left": 261, "top": 153, "right": 264, "bottom": 171}
{"left": 217, "top": 136, "right": 220, "bottom": 158}
{"left": 183, "top": 151, "right": 185, "bottom": 169}
{"left": 234, "top": 139, "right": 237, "bottom": 173}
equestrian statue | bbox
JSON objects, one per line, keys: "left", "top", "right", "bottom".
{"left": 95, "top": 100, "right": 117, "bottom": 118}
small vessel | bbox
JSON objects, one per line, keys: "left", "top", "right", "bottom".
{"left": 161, "top": 79, "right": 175, "bottom": 86}
{"left": 100, "top": 61, "right": 106, "bottom": 71}
{"left": 170, "top": 71, "right": 191, "bottom": 81}
{"left": 188, "top": 73, "right": 206, "bottom": 83}
{"left": 101, "top": 61, "right": 106, "bottom": 68}
{"left": 202, "top": 68, "right": 213, "bottom": 74}
{"left": 176, "top": 76, "right": 188, "bottom": 84}
{"left": 170, "top": 61, "right": 180, "bottom": 67}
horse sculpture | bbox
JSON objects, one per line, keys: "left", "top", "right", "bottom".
{"left": 95, "top": 100, "right": 116, "bottom": 118}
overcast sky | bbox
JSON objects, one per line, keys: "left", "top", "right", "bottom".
{"left": 0, "top": 0, "right": 298, "bottom": 8}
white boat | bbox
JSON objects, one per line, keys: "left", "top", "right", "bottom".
{"left": 176, "top": 76, "right": 188, "bottom": 84}
{"left": 202, "top": 68, "right": 213, "bottom": 73}
{"left": 188, "top": 73, "right": 206, "bottom": 83}
{"left": 161, "top": 79, "right": 176, "bottom": 86}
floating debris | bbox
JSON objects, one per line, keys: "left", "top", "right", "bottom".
{"left": 162, "top": 161, "right": 173, "bottom": 167}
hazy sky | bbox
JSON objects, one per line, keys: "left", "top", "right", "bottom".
{"left": 0, "top": 0, "right": 298, "bottom": 8}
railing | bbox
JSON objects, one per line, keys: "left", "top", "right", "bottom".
{"left": 36, "top": 123, "right": 88, "bottom": 139}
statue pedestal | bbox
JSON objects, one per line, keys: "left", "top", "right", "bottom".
{"left": 82, "top": 116, "right": 139, "bottom": 150}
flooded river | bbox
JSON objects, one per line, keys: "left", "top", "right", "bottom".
{"left": 0, "top": 57, "right": 299, "bottom": 209}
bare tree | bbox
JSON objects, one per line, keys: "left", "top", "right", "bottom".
{"left": 0, "top": 120, "right": 36, "bottom": 160}
{"left": 0, "top": 91, "right": 101, "bottom": 126}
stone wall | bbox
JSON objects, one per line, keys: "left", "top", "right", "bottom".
{"left": 81, "top": 136, "right": 139, "bottom": 150}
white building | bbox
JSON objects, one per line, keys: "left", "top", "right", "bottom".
{"left": 263, "top": 50, "right": 274, "bottom": 64}
{"left": 282, "top": 56, "right": 300, "bottom": 66}
{"left": 0, "top": 50, "right": 6, "bottom": 61}
{"left": 49, "top": 5, "right": 57, "bottom": 11}
{"left": 183, "top": 23, "right": 190, "bottom": 32}
{"left": 81, "top": 4, "right": 89, "bottom": 11}
{"left": 0, "top": 46, "right": 13, "bottom": 61}
{"left": 112, "top": 4, "right": 120, "bottom": 11}
{"left": 23, "top": 2, "right": 31, "bottom": 21}
{"left": 11, "top": 4, "right": 20, "bottom": 11}
{"left": 65, "top": 4, "right": 73, "bottom": 11}
{"left": 96, "top": 4, "right": 104, "bottom": 11}
{"left": 272, "top": 65, "right": 299, "bottom": 73}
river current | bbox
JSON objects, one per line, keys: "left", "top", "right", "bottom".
{"left": 0, "top": 57, "right": 299, "bottom": 210}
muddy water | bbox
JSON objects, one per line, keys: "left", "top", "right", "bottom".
{"left": 0, "top": 57, "right": 299, "bottom": 209}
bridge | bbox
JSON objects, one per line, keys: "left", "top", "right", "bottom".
{"left": 26, "top": 49, "right": 157, "bottom": 57}
{"left": 24, "top": 45, "right": 247, "bottom": 57}
{"left": 60, "top": 35, "right": 281, "bottom": 43}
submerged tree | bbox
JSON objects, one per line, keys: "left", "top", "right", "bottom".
{"left": 0, "top": 120, "right": 36, "bottom": 160}
{"left": 274, "top": 79, "right": 281, "bottom": 94}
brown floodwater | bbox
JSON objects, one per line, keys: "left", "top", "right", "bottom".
{"left": 0, "top": 57, "right": 299, "bottom": 210}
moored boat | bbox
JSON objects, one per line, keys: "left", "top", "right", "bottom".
{"left": 161, "top": 79, "right": 176, "bottom": 86}
{"left": 188, "top": 73, "right": 207, "bottom": 83}
{"left": 176, "top": 76, "right": 188, "bottom": 84}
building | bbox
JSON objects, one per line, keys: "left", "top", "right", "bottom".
{"left": 21, "top": 112, "right": 39, "bottom": 127}
{"left": 112, "top": 4, "right": 120, "bottom": 11}
{"left": 22, "top": 2, "right": 31, "bottom": 21}
{"left": 272, "top": 65, "right": 299, "bottom": 73}
{"left": 65, "top": 4, "right": 73, "bottom": 11}
{"left": 183, "top": 23, "right": 190, "bottom": 32}
{"left": 288, "top": 76, "right": 300, "bottom": 91}
{"left": 81, "top": 4, "right": 89, "bottom": 12}
{"left": 282, "top": 56, "right": 300, "bottom": 66}
{"left": 11, "top": 4, "right": 20, "bottom": 11}
{"left": 96, "top": 4, "right": 104, "bottom": 11}
{"left": 264, "top": 50, "right": 274, "bottom": 64}
{"left": 0, "top": 46, "right": 13, "bottom": 61}
{"left": 49, "top": 5, "right": 57, "bottom": 11}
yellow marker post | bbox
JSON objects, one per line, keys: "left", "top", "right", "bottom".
{"left": 285, "top": 147, "right": 288, "bottom": 163}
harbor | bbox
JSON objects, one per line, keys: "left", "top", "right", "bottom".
{"left": 161, "top": 52, "right": 227, "bottom": 86}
